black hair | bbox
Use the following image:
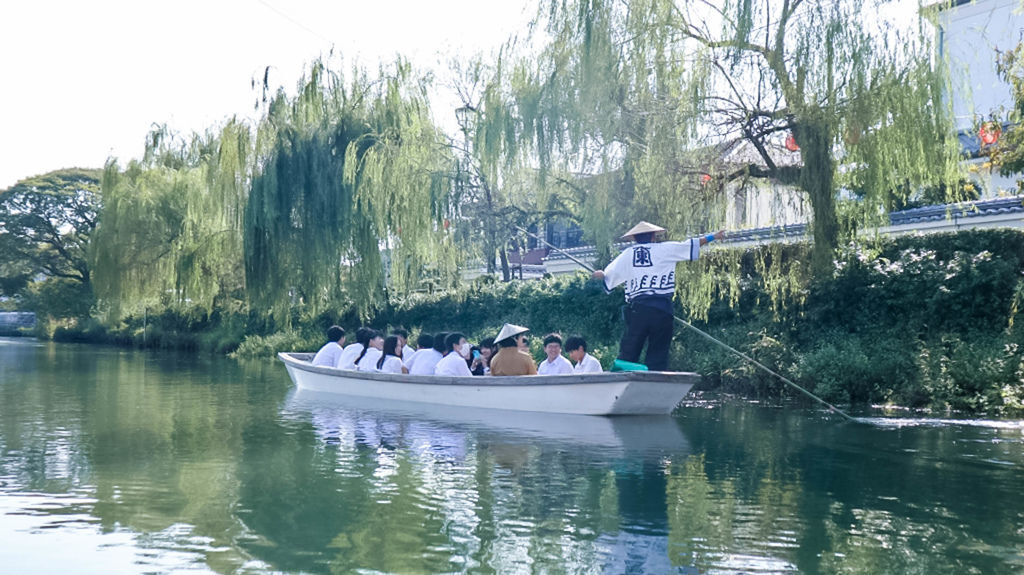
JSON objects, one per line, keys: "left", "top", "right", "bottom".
{"left": 634, "top": 232, "right": 654, "bottom": 243}
{"left": 564, "top": 335, "right": 587, "bottom": 353}
{"left": 355, "top": 326, "right": 375, "bottom": 346}
{"left": 432, "top": 332, "right": 450, "bottom": 354}
{"left": 444, "top": 332, "right": 466, "bottom": 352}
{"left": 326, "top": 325, "right": 345, "bottom": 343}
{"left": 390, "top": 328, "right": 409, "bottom": 339}
{"left": 497, "top": 333, "right": 526, "bottom": 348}
{"left": 479, "top": 337, "right": 495, "bottom": 351}
{"left": 354, "top": 329, "right": 380, "bottom": 366}
{"left": 542, "top": 333, "right": 562, "bottom": 347}
{"left": 416, "top": 332, "right": 434, "bottom": 349}
{"left": 378, "top": 335, "right": 400, "bottom": 370}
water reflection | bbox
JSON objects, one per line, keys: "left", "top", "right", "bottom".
{"left": 2, "top": 338, "right": 1024, "bottom": 574}
{"left": 247, "top": 390, "right": 697, "bottom": 574}
{"left": 675, "top": 404, "right": 1024, "bottom": 574}
{"left": 284, "top": 389, "right": 691, "bottom": 458}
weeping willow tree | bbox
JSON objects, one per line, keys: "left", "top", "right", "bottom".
{"left": 449, "top": 53, "right": 589, "bottom": 279}
{"left": 91, "top": 121, "right": 252, "bottom": 321}
{"left": 526, "top": 0, "right": 964, "bottom": 277}
{"left": 244, "top": 57, "right": 457, "bottom": 322}
{"left": 91, "top": 56, "right": 454, "bottom": 325}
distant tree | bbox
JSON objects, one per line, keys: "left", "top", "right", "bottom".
{"left": 91, "top": 123, "right": 249, "bottom": 321}
{"left": 0, "top": 168, "right": 102, "bottom": 293}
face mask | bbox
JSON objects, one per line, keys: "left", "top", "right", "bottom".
{"left": 459, "top": 342, "right": 472, "bottom": 358}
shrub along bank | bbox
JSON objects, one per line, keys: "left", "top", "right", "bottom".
{"left": 47, "top": 229, "right": 1024, "bottom": 415}
{"left": 677, "top": 229, "right": 1024, "bottom": 414}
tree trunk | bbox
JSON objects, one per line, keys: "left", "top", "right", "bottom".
{"left": 482, "top": 181, "right": 498, "bottom": 275}
{"left": 499, "top": 248, "right": 511, "bottom": 282}
{"left": 797, "top": 120, "right": 838, "bottom": 278}
{"left": 485, "top": 243, "right": 496, "bottom": 274}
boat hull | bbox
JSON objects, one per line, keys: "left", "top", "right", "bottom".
{"left": 278, "top": 352, "right": 697, "bottom": 415}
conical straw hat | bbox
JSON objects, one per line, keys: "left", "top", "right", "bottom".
{"left": 494, "top": 323, "right": 529, "bottom": 344}
{"left": 621, "top": 221, "right": 666, "bottom": 239}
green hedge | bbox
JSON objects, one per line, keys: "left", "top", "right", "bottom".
{"left": 674, "top": 229, "right": 1024, "bottom": 414}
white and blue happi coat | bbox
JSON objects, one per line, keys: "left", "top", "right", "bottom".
{"left": 601, "top": 240, "right": 701, "bottom": 303}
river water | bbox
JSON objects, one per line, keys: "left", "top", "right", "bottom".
{"left": 1, "top": 337, "right": 1022, "bottom": 574}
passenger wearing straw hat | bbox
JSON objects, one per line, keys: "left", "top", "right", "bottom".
{"left": 488, "top": 323, "right": 538, "bottom": 376}
{"left": 592, "top": 221, "right": 725, "bottom": 371}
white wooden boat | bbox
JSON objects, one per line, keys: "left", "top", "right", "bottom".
{"left": 278, "top": 352, "right": 699, "bottom": 415}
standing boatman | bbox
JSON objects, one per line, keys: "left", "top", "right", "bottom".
{"left": 592, "top": 221, "right": 725, "bottom": 371}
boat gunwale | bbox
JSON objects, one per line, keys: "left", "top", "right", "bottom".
{"left": 278, "top": 352, "right": 698, "bottom": 388}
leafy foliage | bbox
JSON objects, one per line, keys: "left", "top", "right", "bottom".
{"left": 992, "top": 40, "right": 1024, "bottom": 178}
{"left": 681, "top": 229, "right": 1024, "bottom": 412}
{"left": 91, "top": 58, "right": 458, "bottom": 325}
{"left": 523, "top": 0, "right": 963, "bottom": 275}
{"left": 244, "top": 58, "right": 458, "bottom": 322}
{"left": 0, "top": 168, "right": 102, "bottom": 293}
{"left": 91, "top": 122, "right": 249, "bottom": 321}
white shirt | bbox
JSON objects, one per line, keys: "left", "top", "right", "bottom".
{"left": 403, "top": 347, "right": 425, "bottom": 370}
{"left": 311, "top": 341, "right": 344, "bottom": 367}
{"left": 378, "top": 355, "right": 405, "bottom": 374}
{"left": 356, "top": 347, "right": 383, "bottom": 371}
{"left": 336, "top": 343, "right": 364, "bottom": 370}
{"left": 537, "top": 354, "right": 574, "bottom": 375}
{"left": 573, "top": 353, "right": 603, "bottom": 374}
{"left": 433, "top": 352, "right": 472, "bottom": 376}
{"left": 602, "top": 240, "right": 701, "bottom": 302}
{"left": 408, "top": 349, "right": 444, "bottom": 375}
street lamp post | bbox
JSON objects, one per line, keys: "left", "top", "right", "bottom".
{"left": 455, "top": 104, "right": 475, "bottom": 134}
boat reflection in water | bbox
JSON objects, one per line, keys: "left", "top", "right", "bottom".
{"left": 280, "top": 389, "right": 698, "bottom": 573}
{"left": 283, "top": 388, "right": 691, "bottom": 461}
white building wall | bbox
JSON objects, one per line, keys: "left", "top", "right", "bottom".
{"left": 725, "top": 178, "right": 808, "bottom": 230}
{"left": 937, "top": 0, "right": 1023, "bottom": 130}
{"left": 965, "top": 156, "right": 1022, "bottom": 196}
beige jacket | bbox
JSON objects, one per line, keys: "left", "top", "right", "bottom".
{"left": 489, "top": 348, "right": 538, "bottom": 376}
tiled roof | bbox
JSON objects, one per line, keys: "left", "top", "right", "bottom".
{"left": 541, "top": 195, "right": 1024, "bottom": 267}
{"left": 719, "top": 223, "right": 807, "bottom": 244}
{"left": 717, "top": 195, "right": 1024, "bottom": 243}
{"left": 888, "top": 195, "right": 1024, "bottom": 225}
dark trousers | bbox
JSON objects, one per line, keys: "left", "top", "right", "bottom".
{"left": 617, "top": 303, "right": 674, "bottom": 371}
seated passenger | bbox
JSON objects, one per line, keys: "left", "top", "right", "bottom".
{"left": 404, "top": 332, "right": 434, "bottom": 372}
{"left": 390, "top": 328, "right": 410, "bottom": 362}
{"left": 488, "top": 323, "right": 538, "bottom": 376}
{"left": 409, "top": 331, "right": 447, "bottom": 375}
{"left": 434, "top": 332, "right": 473, "bottom": 376}
{"left": 356, "top": 330, "right": 385, "bottom": 371}
{"left": 537, "top": 333, "right": 573, "bottom": 375}
{"left": 337, "top": 326, "right": 374, "bottom": 370}
{"left": 311, "top": 325, "right": 346, "bottom": 367}
{"left": 565, "top": 335, "right": 603, "bottom": 373}
{"left": 376, "top": 335, "right": 408, "bottom": 374}
{"left": 470, "top": 337, "right": 495, "bottom": 376}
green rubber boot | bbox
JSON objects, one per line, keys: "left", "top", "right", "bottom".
{"left": 611, "top": 359, "right": 648, "bottom": 372}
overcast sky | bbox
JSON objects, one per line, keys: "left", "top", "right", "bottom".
{"left": 0, "top": 0, "right": 534, "bottom": 189}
